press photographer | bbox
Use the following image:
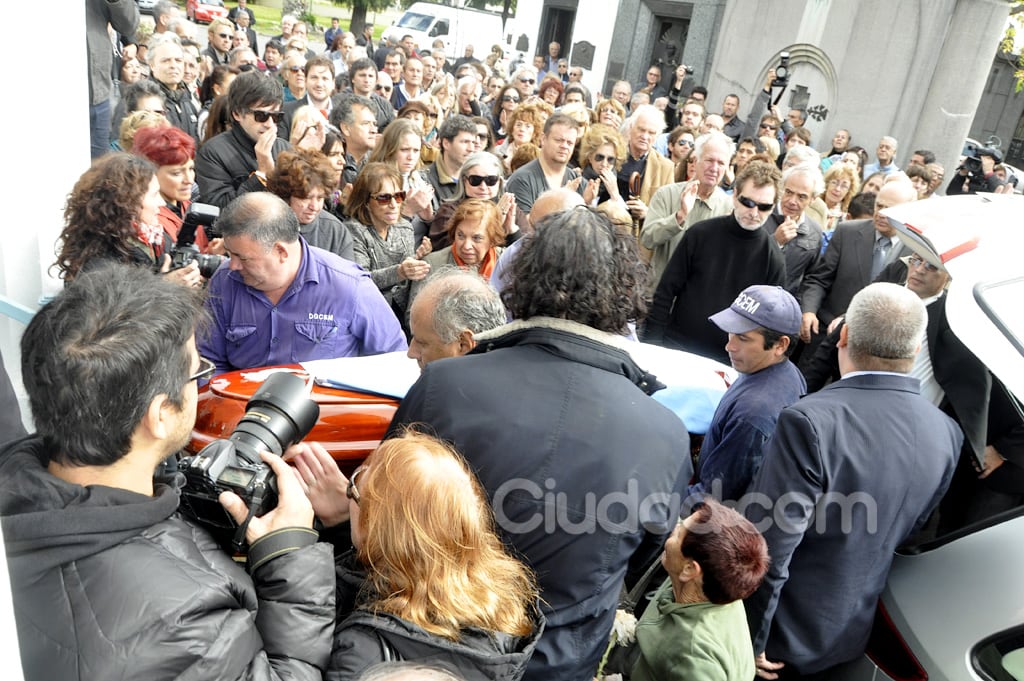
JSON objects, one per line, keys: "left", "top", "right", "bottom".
{"left": 947, "top": 141, "right": 1006, "bottom": 195}
{"left": 0, "top": 264, "right": 335, "bottom": 681}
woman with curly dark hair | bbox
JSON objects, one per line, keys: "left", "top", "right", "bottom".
{"left": 56, "top": 153, "right": 201, "bottom": 288}
{"left": 268, "top": 148, "right": 355, "bottom": 261}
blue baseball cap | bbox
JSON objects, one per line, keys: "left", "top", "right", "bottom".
{"left": 709, "top": 285, "right": 801, "bottom": 335}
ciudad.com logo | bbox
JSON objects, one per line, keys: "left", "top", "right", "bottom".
{"left": 491, "top": 477, "right": 879, "bottom": 536}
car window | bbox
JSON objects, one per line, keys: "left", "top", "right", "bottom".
{"left": 976, "top": 276, "right": 1024, "bottom": 357}
{"left": 396, "top": 12, "right": 433, "bottom": 32}
{"left": 973, "top": 625, "right": 1024, "bottom": 680}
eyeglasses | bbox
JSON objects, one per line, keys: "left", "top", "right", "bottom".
{"left": 466, "top": 174, "right": 499, "bottom": 187}
{"left": 676, "top": 139, "right": 694, "bottom": 147}
{"left": 502, "top": 95, "right": 520, "bottom": 103}
{"left": 346, "top": 464, "right": 366, "bottom": 504}
{"left": 247, "top": 109, "right": 284, "bottom": 123}
{"left": 288, "top": 65, "right": 304, "bottom": 73}
{"left": 371, "top": 191, "right": 406, "bottom": 205}
{"left": 759, "top": 123, "right": 778, "bottom": 131}
{"left": 519, "top": 78, "right": 535, "bottom": 84}
{"left": 908, "top": 255, "right": 941, "bottom": 273}
{"left": 592, "top": 153, "right": 617, "bottom": 164}
{"left": 827, "top": 179, "right": 852, "bottom": 190}
{"left": 426, "top": 112, "right": 438, "bottom": 119}
{"left": 737, "top": 195, "right": 775, "bottom": 212}
{"left": 188, "top": 357, "right": 216, "bottom": 383}
{"left": 475, "top": 132, "right": 489, "bottom": 141}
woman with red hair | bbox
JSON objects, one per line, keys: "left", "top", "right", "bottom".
{"left": 133, "top": 125, "right": 222, "bottom": 255}
{"left": 410, "top": 198, "right": 506, "bottom": 305}
{"left": 293, "top": 430, "right": 542, "bottom": 680}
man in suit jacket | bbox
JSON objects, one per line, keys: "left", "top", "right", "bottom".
{"left": 797, "top": 181, "right": 917, "bottom": 356}
{"left": 767, "top": 162, "right": 823, "bottom": 296}
{"left": 804, "top": 254, "right": 1024, "bottom": 535}
{"left": 746, "top": 282, "right": 962, "bottom": 678}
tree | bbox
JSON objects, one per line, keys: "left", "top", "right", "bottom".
{"left": 1004, "top": 1, "right": 1024, "bottom": 91}
{"left": 331, "top": 0, "right": 393, "bottom": 36}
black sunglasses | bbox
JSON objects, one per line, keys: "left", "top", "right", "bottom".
{"left": 502, "top": 95, "right": 520, "bottom": 103}
{"left": 519, "top": 78, "right": 535, "bottom": 84}
{"left": 372, "top": 191, "right": 406, "bottom": 205}
{"left": 592, "top": 153, "right": 617, "bottom": 164}
{"left": 466, "top": 174, "right": 499, "bottom": 187}
{"left": 737, "top": 195, "right": 775, "bottom": 212}
{"left": 248, "top": 109, "right": 284, "bottom": 123}
{"left": 376, "top": 84, "right": 393, "bottom": 92}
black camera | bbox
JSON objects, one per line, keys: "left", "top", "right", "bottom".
{"left": 956, "top": 141, "right": 1005, "bottom": 194}
{"left": 771, "top": 52, "right": 790, "bottom": 88}
{"left": 684, "top": 64, "right": 694, "bottom": 75}
{"left": 169, "top": 203, "right": 226, "bottom": 279}
{"left": 178, "top": 372, "right": 320, "bottom": 551}
{"left": 960, "top": 141, "right": 1001, "bottom": 175}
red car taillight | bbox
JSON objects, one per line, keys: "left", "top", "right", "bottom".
{"left": 865, "top": 600, "right": 928, "bottom": 681}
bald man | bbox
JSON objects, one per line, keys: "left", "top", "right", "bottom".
{"left": 491, "top": 188, "right": 585, "bottom": 296}
{"left": 798, "top": 180, "right": 917, "bottom": 356}
{"left": 406, "top": 269, "right": 506, "bottom": 371}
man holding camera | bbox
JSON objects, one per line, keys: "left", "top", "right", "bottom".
{"left": 0, "top": 264, "right": 336, "bottom": 680}
{"left": 947, "top": 145, "right": 1006, "bottom": 195}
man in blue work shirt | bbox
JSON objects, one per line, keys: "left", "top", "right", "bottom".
{"left": 201, "top": 193, "right": 406, "bottom": 374}
{"left": 688, "top": 284, "right": 806, "bottom": 502}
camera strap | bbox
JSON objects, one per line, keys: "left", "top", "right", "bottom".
{"left": 232, "top": 483, "right": 267, "bottom": 552}
{"left": 770, "top": 85, "right": 787, "bottom": 107}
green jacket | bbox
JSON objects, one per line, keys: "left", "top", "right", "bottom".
{"left": 631, "top": 579, "right": 755, "bottom": 681}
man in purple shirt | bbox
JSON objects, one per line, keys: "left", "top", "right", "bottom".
{"left": 201, "top": 193, "right": 406, "bottom": 374}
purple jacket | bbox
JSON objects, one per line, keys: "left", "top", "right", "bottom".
{"left": 201, "top": 238, "right": 406, "bottom": 374}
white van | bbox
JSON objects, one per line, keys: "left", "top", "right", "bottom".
{"left": 381, "top": 2, "right": 509, "bottom": 62}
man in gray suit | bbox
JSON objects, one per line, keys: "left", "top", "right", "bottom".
{"left": 797, "top": 180, "right": 917, "bottom": 349}
{"left": 745, "top": 282, "right": 961, "bottom": 678}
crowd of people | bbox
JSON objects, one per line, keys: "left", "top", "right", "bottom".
{"left": 7, "top": 1, "right": 1023, "bottom": 680}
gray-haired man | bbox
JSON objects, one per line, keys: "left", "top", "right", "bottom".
{"left": 406, "top": 268, "right": 505, "bottom": 371}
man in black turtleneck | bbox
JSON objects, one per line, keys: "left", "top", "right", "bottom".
{"left": 643, "top": 160, "right": 786, "bottom": 364}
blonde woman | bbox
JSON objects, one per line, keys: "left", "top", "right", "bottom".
{"left": 288, "top": 105, "right": 328, "bottom": 151}
{"left": 295, "top": 431, "right": 543, "bottom": 681}
{"left": 368, "top": 118, "right": 435, "bottom": 224}
{"left": 821, "top": 162, "right": 861, "bottom": 236}
{"left": 579, "top": 123, "right": 631, "bottom": 225}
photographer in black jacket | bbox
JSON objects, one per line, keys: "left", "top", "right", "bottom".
{"left": 0, "top": 264, "right": 335, "bottom": 681}
{"left": 947, "top": 143, "right": 1006, "bottom": 195}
